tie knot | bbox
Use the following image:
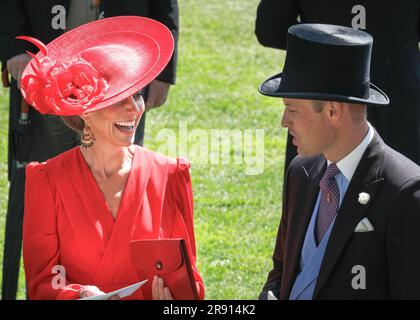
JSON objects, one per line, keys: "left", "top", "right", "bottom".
{"left": 324, "top": 163, "right": 340, "bottom": 179}
{"left": 320, "top": 163, "right": 340, "bottom": 190}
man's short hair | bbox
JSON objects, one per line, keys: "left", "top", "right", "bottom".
{"left": 312, "top": 100, "right": 326, "bottom": 113}
{"left": 349, "top": 103, "right": 367, "bottom": 120}
{"left": 312, "top": 100, "right": 367, "bottom": 120}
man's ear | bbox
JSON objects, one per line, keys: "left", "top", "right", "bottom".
{"left": 329, "top": 101, "right": 344, "bottom": 119}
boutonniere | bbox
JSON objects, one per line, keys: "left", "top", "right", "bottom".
{"left": 358, "top": 192, "right": 370, "bottom": 205}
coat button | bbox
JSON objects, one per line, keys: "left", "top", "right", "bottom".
{"left": 156, "top": 261, "right": 163, "bottom": 270}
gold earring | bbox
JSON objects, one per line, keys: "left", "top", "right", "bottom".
{"left": 81, "top": 124, "right": 95, "bottom": 148}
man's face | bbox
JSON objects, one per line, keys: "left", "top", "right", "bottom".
{"left": 281, "top": 98, "right": 335, "bottom": 156}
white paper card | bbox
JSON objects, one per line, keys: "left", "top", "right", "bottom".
{"left": 79, "top": 279, "right": 148, "bottom": 300}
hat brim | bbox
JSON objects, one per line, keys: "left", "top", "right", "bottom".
{"left": 21, "top": 16, "right": 174, "bottom": 116}
{"left": 259, "top": 73, "right": 389, "bottom": 106}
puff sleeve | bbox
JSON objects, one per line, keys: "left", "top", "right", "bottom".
{"left": 168, "top": 158, "right": 205, "bottom": 299}
{"left": 23, "top": 162, "right": 86, "bottom": 300}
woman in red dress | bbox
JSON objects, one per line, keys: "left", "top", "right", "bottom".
{"left": 20, "top": 17, "right": 204, "bottom": 300}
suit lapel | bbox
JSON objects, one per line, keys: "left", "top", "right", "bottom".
{"left": 313, "top": 133, "right": 385, "bottom": 298}
{"left": 281, "top": 156, "right": 326, "bottom": 299}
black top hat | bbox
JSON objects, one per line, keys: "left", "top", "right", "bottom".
{"left": 259, "top": 24, "right": 389, "bottom": 106}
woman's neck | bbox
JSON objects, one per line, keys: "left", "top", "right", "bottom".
{"left": 80, "top": 142, "right": 136, "bottom": 179}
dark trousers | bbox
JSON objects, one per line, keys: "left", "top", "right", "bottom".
{"left": 2, "top": 166, "right": 25, "bottom": 300}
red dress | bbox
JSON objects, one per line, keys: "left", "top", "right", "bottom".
{"left": 23, "top": 146, "right": 205, "bottom": 300}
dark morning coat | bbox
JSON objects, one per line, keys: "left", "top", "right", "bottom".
{"left": 102, "top": 0, "right": 179, "bottom": 85}
{"left": 255, "top": 0, "right": 420, "bottom": 167}
{"left": 260, "top": 132, "right": 420, "bottom": 299}
{"left": 0, "top": 0, "right": 79, "bottom": 167}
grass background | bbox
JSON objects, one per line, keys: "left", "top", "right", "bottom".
{"left": 0, "top": 0, "right": 287, "bottom": 299}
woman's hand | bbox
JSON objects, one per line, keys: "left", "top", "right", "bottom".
{"left": 79, "top": 285, "right": 120, "bottom": 300}
{"left": 152, "top": 276, "right": 174, "bottom": 300}
{"left": 79, "top": 285, "right": 106, "bottom": 298}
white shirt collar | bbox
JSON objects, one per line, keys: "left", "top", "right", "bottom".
{"left": 327, "top": 123, "right": 374, "bottom": 182}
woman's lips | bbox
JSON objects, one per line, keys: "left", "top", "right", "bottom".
{"left": 115, "top": 120, "right": 136, "bottom": 133}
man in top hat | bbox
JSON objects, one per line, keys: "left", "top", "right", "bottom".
{"left": 255, "top": 0, "right": 420, "bottom": 171}
{"left": 259, "top": 24, "right": 420, "bottom": 300}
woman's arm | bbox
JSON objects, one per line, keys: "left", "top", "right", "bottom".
{"left": 23, "top": 162, "right": 89, "bottom": 299}
{"left": 170, "top": 158, "right": 205, "bottom": 299}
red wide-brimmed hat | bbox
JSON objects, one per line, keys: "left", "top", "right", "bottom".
{"left": 19, "top": 16, "right": 174, "bottom": 116}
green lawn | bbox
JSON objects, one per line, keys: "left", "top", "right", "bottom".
{"left": 0, "top": 0, "right": 287, "bottom": 299}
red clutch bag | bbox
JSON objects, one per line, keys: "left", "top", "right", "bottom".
{"left": 130, "top": 238, "right": 199, "bottom": 300}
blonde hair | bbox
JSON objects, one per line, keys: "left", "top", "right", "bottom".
{"left": 61, "top": 116, "right": 85, "bottom": 134}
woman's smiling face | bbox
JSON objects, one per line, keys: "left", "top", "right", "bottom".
{"left": 82, "top": 91, "right": 145, "bottom": 147}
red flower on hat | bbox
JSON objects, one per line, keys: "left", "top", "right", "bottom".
{"left": 18, "top": 36, "right": 109, "bottom": 115}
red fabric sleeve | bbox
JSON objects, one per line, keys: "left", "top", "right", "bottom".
{"left": 23, "top": 162, "right": 86, "bottom": 300}
{"left": 169, "top": 158, "right": 205, "bottom": 299}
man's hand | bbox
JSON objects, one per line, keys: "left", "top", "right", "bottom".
{"left": 145, "top": 80, "right": 171, "bottom": 112}
{"left": 6, "top": 53, "right": 31, "bottom": 87}
{"left": 152, "top": 276, "right": 174, "bottom": 300}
